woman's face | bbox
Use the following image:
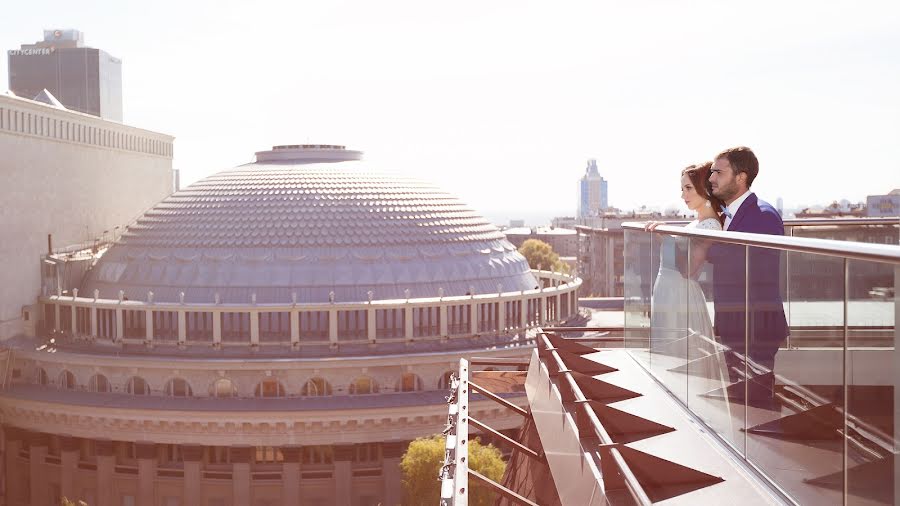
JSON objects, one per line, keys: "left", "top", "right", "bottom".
{"left": 681, "top": 174, "right": 706, "bottom": 211}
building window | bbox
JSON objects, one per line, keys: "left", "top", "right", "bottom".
{"left": 355, "top": 443, "right": 381, "bottom": 463}
{"left": 126, "top": 376, "right": 150, "bottom": 395}
{"left": 438, "top": 371, "right": 455, "bottom": 390}
{"left": 207, "top": 446, "right": 230, "bottom": 464}
{"left": 255, "top": 446, "right": 284, "bottom": 463}
{"left": 165, "top": 378, "right": 193, "bottom": 397}
{"left": 89, "top": 374, "right": 110, "bottom": 392}
{"left": 301, "top": 377, "right": 332, "bottom": 397}
{"left": 302, "top": 446, "right": 333, "bottom": 465}
{"left": 349, "top": 376, "right": 378, "bottom": 395}
{"left": 36, "top": 367, "right": 49, "bottom": 386}
{"left": 211, "top": 378, "right": 236, "bottom": 398}
{"left": 58, "top": 370, "right": 76, "bottom": 390}
{"left": 397, "top": 373, "right": 423, "bottom": 392}
{"left": 254, "top": 379, "right": 285, "bottom": 398}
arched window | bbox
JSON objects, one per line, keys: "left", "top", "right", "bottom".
{"left": 165, "top": 378, "right": 193, "bottom": 397}
{"left": 36, "top": 368, "right": 49, "bottom": 386}
{"left": 397, "top": 373, "right": 423, "bottom": 392}
{"left": 254, "top": 379, "right": 286, "bottom": 398}
{"left": 89, "top": 374, "right": 110, "bottom": 393}
{"left": 58, "top": 370, "right": 76, "bottom": 390}
{"left": 301, "top": 377, "right": 332, "bottom": 397}
{"left": 349, "top": 377, "right": 378, "bottom": 395}
{"left": 438, "top": 371, "right": 455, "bottom": 390}
{"left": 126, "top": 376, "right": 150, "bottom": 395}
{"left": 211, "top": 378, "right": 236, "bottom": 398}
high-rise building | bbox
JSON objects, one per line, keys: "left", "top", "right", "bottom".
{"left": 7, "top": 29, "right": 123, "bottom": 121}
{"left": 577, "top": 159, "right": 608, "bottom": 218}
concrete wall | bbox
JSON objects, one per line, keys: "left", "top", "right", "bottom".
{"left": 0, "top": 94, "right": 173, "bottom": 339}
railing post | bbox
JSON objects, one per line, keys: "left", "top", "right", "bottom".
{"left": 842, "top": 258, "right": 849, "bottom": 505}
{"left": 497, "top": 298, "right": 506, "bottom": 333}
{"left": 367, "top": 299, "right": 376, "bottom": 342}
{"left": 90, "top": 305, "right": 97, "bottom": 338}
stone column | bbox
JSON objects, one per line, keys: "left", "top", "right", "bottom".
{"left": 231, "top": 446, "right": 253, "bottom": 506}
{"left": 404, "top": 307, "right": 414, "bottom": 341}
{"left": 4, "top": 427, "right": 23, "bottom": 504}
{"left": 177, "top": 310, "right": 186, "bottom": 344}
{"left": 90, "top": 305, "right": 98, "bottom": 337}
{"left": 329, "top": 309, "right": 339, "bottom": 344}
{"left": 95, "top": 439, "right": 116, "bottom": 506}
{"left": 212, "top": 311, "right": 222, "bottom": 345}
{"left": 520, "top": 298, "right": 528, "bottom": 329}
{"left": 54, "top": 303, "right": 61, "bottom": 331}
{"left": 250, "top": 310, "right": 260, "bottom": 346}
{"left": 290, "top": 310, "right": 300, "bottom": 345}
{"left": 439, "top": 305, "right": 448, "bottom": 336}
{"left": 115, "top": 308, "right": 124, "bottom": 341}
{"left": 381, "top": 442, "right": 406, "bottom": 506}
{"left": 29, "top": 432, "right": 49, "bottom": 506}
{"left": 333, "top": 444, "right": 355, "bottom": 506}
{"left": 136, "top": 441, "right": 157, "bottom": 506}
{"left": 367, "top": 307, "right": 377, "bottom": 342}
{"left": 60, "top": 435, "right": 81, "bottom": 502}
{"left": 145, "top": 309, "right": 154, "bottom": 343}
{"left": 182, "top": 445, "right": 204, "bottom": 506}
{"left": 282, "top": 446, "right": 302, "bottom": 505}
{"left": 539, "top": 296, "right": 547, "bottom": 325}
{"left": 497, "top": 300, "right": 506, "bottom": 333}
{"left": 469, "top": 301, "right": 478, "bottom": 335}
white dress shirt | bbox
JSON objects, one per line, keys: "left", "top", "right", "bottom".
{"left": 724, "top": 191, "right": 753, "bottom": 230}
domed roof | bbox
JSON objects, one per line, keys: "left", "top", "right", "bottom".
{"left": 79, "top": 146, "right": 537, "bottom": 303}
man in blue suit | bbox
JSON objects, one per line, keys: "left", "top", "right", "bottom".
{"left": 708, "top": 147, "right": 788, "bottom": 400}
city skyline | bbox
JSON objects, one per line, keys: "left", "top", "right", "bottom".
{"left": 2, "top": 0, "right": 898, "bottom": 220}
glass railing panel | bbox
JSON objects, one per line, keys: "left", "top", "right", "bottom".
{"left": 684, "top": 236, "right": 739, "bottom": 451}
{"left": 648, "top": 233, "right": 689, "bottom": 404}
{"left": 623, "top": 228, "right": 652, "bottom": 358}
{"left": 844, "top": 259, "right": 896, "bottom": 505}
{"left": 746, "top": 248, "right": 844, "bottom": 504}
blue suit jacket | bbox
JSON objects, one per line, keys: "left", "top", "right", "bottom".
{"left": 708, "top": 193, "right": 788, "bottom": 362}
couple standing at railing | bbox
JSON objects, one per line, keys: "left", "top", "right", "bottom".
{"left": 646, "top": 146, "right": 788, "bottom": 407}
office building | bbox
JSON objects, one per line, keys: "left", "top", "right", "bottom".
{"left": 8, "top": 29, "right": 123, "bottom": 121}
{"left": 577, "top": 159, "right": 608, "bottom": 218}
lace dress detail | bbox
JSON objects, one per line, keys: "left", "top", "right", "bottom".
{"left": 688, "top": 218, "right": 722, "bottom": 231}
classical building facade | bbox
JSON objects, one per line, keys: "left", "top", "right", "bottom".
{"left": 0, "top": 145, "right": 580, "bottom": 506}
{"left": 0, "top": 92, "right": 173, "bottom": 342}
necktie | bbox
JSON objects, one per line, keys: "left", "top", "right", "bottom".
{"left": 721, "top": 205, "right": 733, "bottom": 219}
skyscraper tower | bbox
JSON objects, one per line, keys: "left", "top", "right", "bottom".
{"left": 7, "top": 29, "right": 123, "bottom": 121}
{"left": 577, "top": 159, "right": 608, "bottom": 218}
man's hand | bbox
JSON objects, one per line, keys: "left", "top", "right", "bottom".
{"left": 643, "top": 221, "right": 663, "bottom": 231}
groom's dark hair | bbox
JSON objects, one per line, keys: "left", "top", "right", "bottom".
{"left": 716, "top": 146, "right": 759, "bottom": 187}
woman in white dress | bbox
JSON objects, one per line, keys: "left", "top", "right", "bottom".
{"left": 646, "top": 162, "right": 725, "bottom": 359}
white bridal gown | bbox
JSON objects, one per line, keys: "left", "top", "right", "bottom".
{"left": 649, "top": 218, "right": 721, "bottom": 357}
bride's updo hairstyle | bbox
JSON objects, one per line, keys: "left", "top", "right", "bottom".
{"left": 682, "top": 162, "right": 726, "bottom": 224}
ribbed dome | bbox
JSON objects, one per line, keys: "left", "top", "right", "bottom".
{"left": 79, "top": 151, "right": 537, "bottom": 303}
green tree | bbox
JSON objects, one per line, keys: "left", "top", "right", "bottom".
{"left": 400, "top": 434, "right": 506, "bottom": 506}
{"left": 518, "top": 239, "right": 570, "bottom": 273}
{"left": 61, "top": 498, "right": 88, "bottom": 506}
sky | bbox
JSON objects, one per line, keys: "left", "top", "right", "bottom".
{"left": 2, "top": 0, "right": 898, "bottom": 225}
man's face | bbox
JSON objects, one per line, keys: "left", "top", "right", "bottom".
{"left": 709, "top": 157, "right": 744, "bottom": 204}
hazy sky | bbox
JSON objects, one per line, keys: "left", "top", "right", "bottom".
{"left": 3, "top": 1, "right": 898, "bottom": 223}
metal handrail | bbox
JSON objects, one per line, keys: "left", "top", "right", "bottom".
{"left": 622, "top": 222, "right": 900, "bottom": 264}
